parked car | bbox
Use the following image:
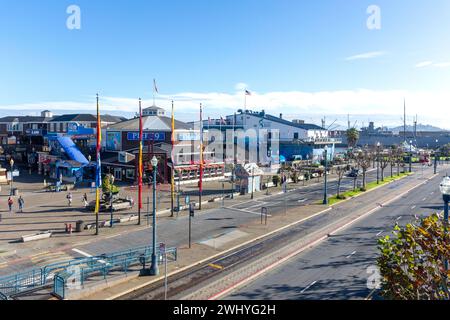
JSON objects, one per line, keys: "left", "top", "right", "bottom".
{"left": 347, "top": 169, "right": 359, "bottom": 178}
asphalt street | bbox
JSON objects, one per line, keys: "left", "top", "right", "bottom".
{"left": 226, "top": 167, "right": 445, "bottom": 300}
{"left": 72, "top": 168, "right": 383, "bottom": 258}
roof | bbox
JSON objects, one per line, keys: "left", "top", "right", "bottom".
{"left": 243, "top": 111, "right": 326, "bottom": 131}
{"left": 106, "top": 116, "right": 192, "bottom": 131}
{"left": 0, "top": 116, "right": 53, "bottom": 123}
{"left": 50, "top": 114, "right": 126, "bottom": 123}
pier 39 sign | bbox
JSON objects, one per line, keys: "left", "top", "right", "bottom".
{"left": 127, "top": 132, "right": 166, "bottom": 142}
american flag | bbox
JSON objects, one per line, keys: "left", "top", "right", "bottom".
{"left": 245, "top": 90, "right": 251, "bottom": 96}
{"left": 153, "top": 79, "right": 159, "bottom": 94}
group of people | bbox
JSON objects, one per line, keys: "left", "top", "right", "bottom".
{"left": 6, "top": 192, "right": 90, "bottom": 213}
{"left": 7, "top": 196, "right": 25, "bottom": 213}
{"left": 66, "top": 192, "right": 89, "bottom": 208}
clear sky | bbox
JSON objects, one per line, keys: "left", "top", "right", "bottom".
{"left": 1, "top": 0, "right": 449, "bottom": 128}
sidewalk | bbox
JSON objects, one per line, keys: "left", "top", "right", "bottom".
{"left": 0, "top": 169, "right": 347, "bottom": 276}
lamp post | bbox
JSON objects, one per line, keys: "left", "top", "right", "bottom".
{"left": 149, "top": 156, "right": 159, "bottom": 276}
{"left": 409, "top": 140, "right": 413, "bottom": 173}
{"left": 9, "top": 159, "right": 14, "bottom": 196}
{"left": 376, "top": 142, "right": 380, "bottom": 184}
{"left": 323, "top": 146, "right": 328, "bottom": 205}
{"left": 109, "top": 175, "right": 115, "bottom": 228}
{"left": 434, "top": 139, "right": 439, "bottom": 175}
{"left": 439, "top": 176, "right": 450, "bottom": 271}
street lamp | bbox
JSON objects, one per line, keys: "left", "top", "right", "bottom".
{"left": 434, "top": 139, "right": 439, "bottom": 174}
{"left": 149, "top": 156, "right": 159, "bottom": 276}
{"left": 376, "top": 142, "right": 381, "bottom": 184}
{"left": 439, "top": 176, "right": 450, "bottom": 271}
{"left": 323, "top": 146, "right": 328, "bottom": 205}
{"left": 9, "top": 158, "right": 14, "bottom": 196}
{"left": 409, "top": 140, "right": 413, "bottom": 173}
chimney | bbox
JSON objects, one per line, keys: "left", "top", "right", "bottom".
{"left": 280, "top": 113, "right": 283, "bottom": 119}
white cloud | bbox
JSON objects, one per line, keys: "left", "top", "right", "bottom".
{"left": 415, "top": 61, "right": 433, "bottom": 68}
{"left": 415, "top": 61, "right": 450, "bottom": 68}
{"left": 345, "top": 51, "right": 387, "bottom": 61}
{"left": 1, "top": 89, "right": 449, "bottom": 129}
{"left": 433, "top": 62, "right": 450, "bottom": 68}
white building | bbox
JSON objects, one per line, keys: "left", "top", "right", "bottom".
{"left": 227, "top": 110, "right": 328, "bottom": 142}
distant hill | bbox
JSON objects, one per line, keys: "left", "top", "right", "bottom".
{"left": 390, "top": 124, "right": 446, "bottom": 133}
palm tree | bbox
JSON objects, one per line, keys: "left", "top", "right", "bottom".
{"left": 346, "top": 128, "right": 360, "bottom": 149}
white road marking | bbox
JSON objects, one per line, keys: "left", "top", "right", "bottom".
{"left": 396, "top": 216, "right": 402, "bottom": 221}
{"left": 245, "top": 202, "right": 268, "bottom": 210}
{"left": 298, "top": 199, "right": 308, "bottom": 203}
{"left": 73, "top": 248, "right": 108, "bottom": 264}
{"left": 376, "top": 231, "right": 383, "bottom": 237}
{"left": 411, "top": 206, "right": 416, "bottom": 210}
{"left": 72, "top": 248, "right": 93, "bottom": 257}
{"left": 226, "top": 207, "right": 273, "bottom": 217}
{"left": 346, "top": 251, "right": 357, "bottom": 259}
{"left": 300, "top": 281, "right": 317, "bottom": 293}
{"left": 422, "top": 198, "right": 427, "bottom": 202}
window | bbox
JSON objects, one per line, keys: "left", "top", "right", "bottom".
{"left": 126, "top": 169, "right": 135, "bottom": 180}
{"left": 294, "top": 133, "right": 299, "bottom": 140}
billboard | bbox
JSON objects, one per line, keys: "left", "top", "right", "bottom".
{"left": 106, "top": 131, "right": 122, "bottom": 151}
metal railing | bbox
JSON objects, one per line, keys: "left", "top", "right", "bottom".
{"left": 0, "top": 245, "right": 177, "bottom": 299}
{"left": 0, "top": 268, "right": 44, "bottom": 298}
{"left": 53, "top": 246, "right": 177, "bottom": 299}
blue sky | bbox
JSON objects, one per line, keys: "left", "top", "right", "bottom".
{"left": 1, "top": 0, "right": 449, "bottom": 128}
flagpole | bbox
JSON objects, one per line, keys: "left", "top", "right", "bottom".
{"left": 95, "top": 93, "right": 101, "bottom": 236}
{"left": 199, "top": 103, "right": 204, "bottom": 210}
{"left": 170, "top": 100, "right": 175, "bottom": 217}
{"left": 138, "top": 98, "right": 143, "bottom": 225}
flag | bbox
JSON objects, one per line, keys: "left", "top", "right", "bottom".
{"left": 153, "top": 79, "right": 159, "bottom": 94}
{"left": 245, "top": 90, "right": 251, "bottom": 96}
{"left": 95, "top": 94, "right": 102, "bottom": 215}
{"left": 220, "top": 116, "right": 226, "bottom": 125}
{"left": 138, "top": 99, "right": 143, "bottom": 210}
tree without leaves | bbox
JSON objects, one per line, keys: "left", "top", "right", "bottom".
{"left": 335, "top": 165, "right": 348, "bottom": 198}
{"left": 378, "top": 214, "right": 450, "bottom": 300}
{"left": 354, "top": 148, "right": 373, "bottom": 190}
{"left": 379, "top": 151, "right": 390, "bottom": 182}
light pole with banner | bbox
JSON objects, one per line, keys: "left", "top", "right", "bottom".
{"left": 149, "top": 156, "right": 159, "bottom": 276}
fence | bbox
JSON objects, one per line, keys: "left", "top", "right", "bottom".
{"left": 53, "top": 245, "right": 177, "bottom": 299}
{"left": 0, "top": 245, "right": 177, "bottom": 300}
{"left": 0, "top": 268, "right": 44, "bottom": 298}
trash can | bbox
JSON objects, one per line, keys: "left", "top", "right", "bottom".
{"left": 12, "top": 188, "right": 19, "bottom": 196}
{"left": 75, "top": 220, "right": 84, "bottom": 233}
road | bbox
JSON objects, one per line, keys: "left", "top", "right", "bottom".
{"left": 71, "top": 168, "right": 382, "bottom": 258}
{"left": 225, "top": 167, "right": 444, "bottom": 300}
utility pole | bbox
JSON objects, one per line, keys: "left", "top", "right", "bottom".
{"left": 323, "top": 146, "right": 329, "bottom": 205}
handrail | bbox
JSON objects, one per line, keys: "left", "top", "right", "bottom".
{"left": 0, "top": 246, "right": 177, "bottom": 299}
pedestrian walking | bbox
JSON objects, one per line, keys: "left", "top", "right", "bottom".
{"left": 18, "top": 196, "right": 24, "bottom": 213}
{"left": 82, "top": 193, "right": 88, "bottom": 208}
{"left": 7, "top": 197, "right": 13, "bottom": 213}
{"left": 66, "top": 192, "right": 73, "bottom": 207}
